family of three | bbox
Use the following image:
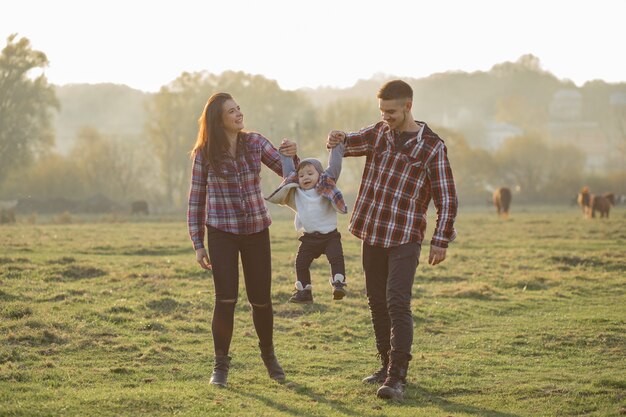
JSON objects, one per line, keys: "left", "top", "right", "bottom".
{"left": 186, "top": 80, "right": 458, "bottom": 400}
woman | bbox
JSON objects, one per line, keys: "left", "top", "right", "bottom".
{"left": 187, "top": 92, "right": 297, "bottom": 387}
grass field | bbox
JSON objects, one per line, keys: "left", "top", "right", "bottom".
{"left": 1, "top": 206, "right": 625, "bottom": 417}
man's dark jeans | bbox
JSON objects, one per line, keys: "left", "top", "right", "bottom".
{"left": 362, "top": 241, "right": 420, "bottom": 359}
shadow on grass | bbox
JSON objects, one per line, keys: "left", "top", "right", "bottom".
{"left": 236, "top": 381, "right": 363, "bottom": 417}
{"left": 78, "top": 245, "right": 189, "bottom": 256}
{"left": 411, "top": 386, "right": 522, "bottom": 417}
{"left": 273, "top": 303, "right": 328, "bottom": 318}
{"left": 234, "top": 381, "right": 522, "bottom": 417}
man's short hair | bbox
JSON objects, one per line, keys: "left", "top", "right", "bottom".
{"left": 377, "top": 80, "right": 413, "bottom": 101}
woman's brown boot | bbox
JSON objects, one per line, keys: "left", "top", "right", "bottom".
{"left": 209, "top": 355, "right": 231, "bottom": 387}
{"left": 259, "top": 343, "right": 285, "bottom": 382}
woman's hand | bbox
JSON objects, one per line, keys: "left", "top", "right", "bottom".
{"left": 279, "top": 139, "right": 297, "bottom": 156}
{"left": 196, "top": 248, "right": 212, "bottom": 270}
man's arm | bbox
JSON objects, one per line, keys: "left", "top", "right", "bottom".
{"left": 428, "top": 142, "right": 458, "bottom": 264}
{"left": 326, "top": 123, "right": 379, "bottom": 157}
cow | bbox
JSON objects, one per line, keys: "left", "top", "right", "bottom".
{"left": 590, "top": 193, "right": 615, "bottom": 218}
{"left": 131, "top": 200, "right": 149, "bottom": 215}
{"left": 577, "top": 186, "right": 591, "bottom": 218}
{"left": 493, "top": 187, "right": 512, "bottom": 219}
{"left": 0, "top": 208, "right": 16, "bottom": 224}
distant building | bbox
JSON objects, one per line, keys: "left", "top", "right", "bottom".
{"left": 549, "top": 89, "right": 582, "bottom": 120}
{"left": 610, "top": 91, "right": 626, "bottom": 106}
{"left": 548, "top": 120, "right": 606, "bottom": 172}
{"left": 483, "top": 122, "right": 524, "bottom": 150}
{"left": 547, "top": 89, "right": 617, "bottom": 173}
{"left": 608, "top": 91, "right": 626, "bottom": 172}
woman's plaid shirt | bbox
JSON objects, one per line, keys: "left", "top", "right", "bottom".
{"left": 344, "top": 121, "right": 458, "bottom": 248}
{"left": 187, "top": 132, "right": 284, "bottom": 250}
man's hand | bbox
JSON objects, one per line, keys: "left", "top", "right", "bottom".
{"left": 196, "top": 248, "right": 212, "bottom": 270}
{"left": 279, "top": 139, "right": 297, "bottom": 156}
{"left": 428, "top": 245, "right": 447, "bottom": 266}
{"left": 327, "top": 130, "right": 346, "bottom": 148}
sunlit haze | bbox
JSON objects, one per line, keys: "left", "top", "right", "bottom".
{"left": 2, "top": 0, "right": 626, "bottom": 92}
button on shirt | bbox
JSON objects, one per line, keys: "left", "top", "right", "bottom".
{"left": 187, "top": 132, "right": 285, "bottom": 250}
{"left": 343, "top": 121, "right": 458, "bottom": 248}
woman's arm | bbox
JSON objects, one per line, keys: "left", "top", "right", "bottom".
{"left": 259, "top": 135, "right": 298, "bottom": 177}
{"left": 187, "top": 152, "right": 208, "bottom": 251}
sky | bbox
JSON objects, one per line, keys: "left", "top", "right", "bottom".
{"left": 2, "top": 0, "right": 625, "bottom": 92}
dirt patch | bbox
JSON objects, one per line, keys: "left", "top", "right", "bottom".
{"left": 47, "top": 257, "right": 76, "bottom": 265}
{"left": 146, "top": 297, "right": 180, "bottom": 314}
{"left": 440, "top": 283, "right": 502, "bottom": 300}
{"left": 45, "top": 265, "right": 107, "bottom": 282}
{"left": 551, "top": 256, "right": 626, "bottom": 272}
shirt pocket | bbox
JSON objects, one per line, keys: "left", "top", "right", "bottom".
{"left": 393, "top": 153, "right": 426, "bottom": 200}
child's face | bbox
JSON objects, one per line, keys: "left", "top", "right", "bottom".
{"left": 297, "top": 164, "right": 320, "bottom": 190}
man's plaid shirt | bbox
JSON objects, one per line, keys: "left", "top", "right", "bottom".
{"left": 187, "top": 132, "right": 284, "bottom": 250}
{"left": 343, "top": 121, "right": 458, "bottom": 248}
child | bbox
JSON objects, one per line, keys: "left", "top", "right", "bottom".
{"left": 266, "top": 142, "right": 347, "bottom": 303}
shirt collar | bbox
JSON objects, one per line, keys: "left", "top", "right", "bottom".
{"left": 386, "top": 122, "right": 425, "bottom": 146}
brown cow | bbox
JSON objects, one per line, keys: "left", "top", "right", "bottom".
{"left": 493, "top": 187, "right": 512, "bottom": 219}
{"left": 577, "top": 186, "right": 591, "bottom": 218}
{"left": 0, "top": 208, "right": 16, "bottom": 224}
{"left": 590, "top": 193, "right": 615, "bottom": 218}
{"left": 131, "top": 200, "right": 149, "bottom": 215}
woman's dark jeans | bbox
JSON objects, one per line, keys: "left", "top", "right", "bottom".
{"left": 207, "top": 226, "right": 274, "bottom": 355}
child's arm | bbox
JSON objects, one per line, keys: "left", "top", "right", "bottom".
{"left": 325, "top": 141, "right": 345, "bottom": 180}
{"left": 280, "top": 152, "right": 296, "bottom": 178}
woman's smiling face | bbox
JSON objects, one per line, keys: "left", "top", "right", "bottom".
{"left": 221, "top": 99, "right": 244, "bottom": 133}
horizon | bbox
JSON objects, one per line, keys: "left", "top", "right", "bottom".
{"left": 3, "top": 0, "right": 626, "bottom": 93}
{"left": 45, "top": 58, "right": 626, "bottom": 94}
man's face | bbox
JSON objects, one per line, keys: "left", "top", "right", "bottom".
{"left": 379, "top": 98, "right": 410, "bottom": 130}
{"left": 298, "top": 164, "right": 320, "bottom": 190}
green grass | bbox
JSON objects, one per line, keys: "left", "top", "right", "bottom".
{"left": 1, "top": 206, "right": 625, "bottom": 416}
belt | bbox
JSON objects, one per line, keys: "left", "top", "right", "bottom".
{"left": 304, "top": 229, "right": 338, "bottom": 236}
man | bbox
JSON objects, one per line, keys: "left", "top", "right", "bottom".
{"left": 327, "top": 80, "right": 458, "bottom": 400}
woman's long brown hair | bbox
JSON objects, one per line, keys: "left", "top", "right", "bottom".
{"left": 190, "top": 92, "right": 234, "bottom": 175}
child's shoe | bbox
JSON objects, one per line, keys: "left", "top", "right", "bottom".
{"left": 331, "top": 274, "right": 346, "bottom": 300}
{"left": 289, "top": 282, "right": 313, "bottom": 304}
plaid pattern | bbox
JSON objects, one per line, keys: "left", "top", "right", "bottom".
{"left": 344, "top": 121, "right": 458, "bottom": 248}
{"left": 187, "top": 132, "right": 284, "bottom": 250}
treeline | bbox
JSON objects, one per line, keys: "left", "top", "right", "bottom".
{"left": 1, "top": 35, "right": 625, "bottom": 212}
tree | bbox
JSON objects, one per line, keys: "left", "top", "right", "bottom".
{"left": 496, "top": 134, "right": 586, "bottom": 201}
{"left": 0, "top": 153, "right": 84, "bottom": 200}
{"left": 144, "top": 75, "right": 202, "bottom": 207}
{"left": 0, "top": 34, "right": 58, "bottom": 185}
{"left": 436, "top": 126, "right": 497, "bottom": 203}
{"left": 541, "top": 144, "right": 586, "bottom": 200}
{"left": 71, "top": 127, "right": 148, "bottom": 201}
{"left": 145, "top": 70, "right": 318, "bottom": 207}
{"left": 496, "top": 135, "right": 551, "bottom": 198}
